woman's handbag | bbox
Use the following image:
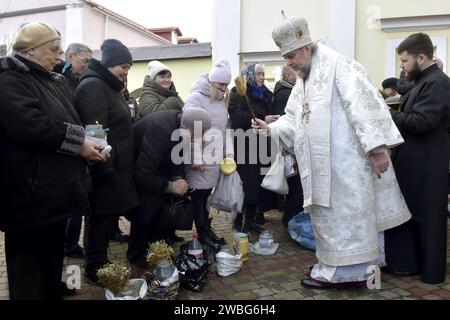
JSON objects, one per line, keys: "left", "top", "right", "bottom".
{"left": 156, "top": 196, "right": 195, "bottom": 231}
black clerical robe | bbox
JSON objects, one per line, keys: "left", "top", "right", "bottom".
{"left": 386, "top": 64, "right": 450, "bottom": 284}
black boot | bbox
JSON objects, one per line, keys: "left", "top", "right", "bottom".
{"left": 242, "top": 221, "right": 265, "bottom": 234}
{"left": 255, "top": 211, "right": 266, "bottom": 225}
{"left": 205, "top": 219, "right": 226, "bottom": 245}
{"left": 110, "top": 223, "right": 129, "bottom": 242}
{"left": 242, "top": 207, "right": 265, "bottom": 234}
{"left": 166, "top": 230, "right": 184, "bottom": 243}
{"left": 198, "top": 227, "right": 221, "bottom": 251}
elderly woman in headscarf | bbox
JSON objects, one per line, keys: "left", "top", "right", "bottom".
{"left": 228, "top": 63, "right": 279, "bottom": 234}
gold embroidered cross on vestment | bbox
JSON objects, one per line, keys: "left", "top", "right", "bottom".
{"left": 301, "top": 89, "right": 311, "bottom": 123}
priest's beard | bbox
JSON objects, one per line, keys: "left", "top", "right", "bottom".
{"left": 405, "top": 61, "right": 421, "bottom": 81}
{"left": 297, "top": 65, "right": 311, "bottom": 80}
{"left": 296, "top": 63, "right": 311, "bottom": 80}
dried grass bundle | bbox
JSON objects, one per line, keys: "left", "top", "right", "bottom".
{"left": 225, "top": 232, "right": 240, "bottom": 256}
{"left": 146, "top": 240, "right": 174, "bottom": 271}
{"left": 97, "top": 263, "right": 131, "bottom": 295}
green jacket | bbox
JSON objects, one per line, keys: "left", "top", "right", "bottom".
{"left": 138, "top": 75, "right": 184, "bottom": 117}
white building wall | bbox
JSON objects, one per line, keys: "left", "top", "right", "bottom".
{"left": 82, "top": 7, "right": 107, "bottom": 49}
{"left": 1, "top": 0, "right": 167, "bottom": 51}
{"left": 240, "top": 0, "right": 331, "bottom": 54}
{"left": 65, "top": 1, "right": 84, "bottom": 47}
{"left": 0, "top": 0, "right": 70, "bottom": 12}
{"left": 212, "top": 0, "right": 241, "bottom": 79}
{"left": 0, "top": 10, "right": 67, "bottom": 49}
{"left": 329, "top": 0, "right": 356, "bottom": 58}
{"left": 105, "top": 17, "right": 164, "bottom": 48}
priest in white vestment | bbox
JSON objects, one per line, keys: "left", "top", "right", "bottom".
{"left": 253, "top": 16, "right": 412, "bottom": 289}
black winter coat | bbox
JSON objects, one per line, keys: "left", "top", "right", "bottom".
{"left": 272, "top": 80, "right": 294, "bottom": 115}
{"left": 386, "top": 64, "right": 450, "bottom": 283}
{"left": 0, "top": 55, "right": 88, "bottom": 231}
{"left": 75, "top": 59, "right": 138, "bottom": 215}
{"left": 131, "top": 110, "right": 184, "bottom": 224}
{"left": 228, "top": 85, "right": 276, "bottom": 206}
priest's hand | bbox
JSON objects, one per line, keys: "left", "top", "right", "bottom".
{"left": 368, "top": 152, "right": 389, "bottom": 179}
{"left": 264, "top": 115, "right": 280, "bottom": 124}
{"left": 252, "top": 118, "right": 270, "bottom": 134}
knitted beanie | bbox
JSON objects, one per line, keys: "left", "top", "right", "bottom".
{"left": 148, "top": 60, "right": 171, "bottom": 80}
{"left": 12, "top": 22, "right": 60, "bottom": 52}
{"left": 101, "top": 39, "right": 133, "bottom": 68}
{"left": 208, "top": 59, "right": 231, "bottom": 84}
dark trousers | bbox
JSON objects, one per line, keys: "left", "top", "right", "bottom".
{"left": 127, "top": 222, "right": 165, "bottom": 267}
{"left": 191, "top": 189, "right": 212, "bottom": 229}
{"left": 282, "top": 175, "right": 304, "bottom": 227}
{"left": 65, "top": 215, "right": 82, "bottom": 251}
{"left": 83, "top": 214, "right": 116, "bottom": 277}
{"left": 5, "top": 221, "right": 66, "bottom": 300}
{"left": 244, "top": 203, "right": 257, "bottom": 224}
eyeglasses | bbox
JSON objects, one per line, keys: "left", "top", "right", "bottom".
{"left": 77, "top": 55, "right": 91, "bottom": 64}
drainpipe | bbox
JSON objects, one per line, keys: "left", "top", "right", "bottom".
{"left": 104, "top": 14, "right": 109, "bottom": 40}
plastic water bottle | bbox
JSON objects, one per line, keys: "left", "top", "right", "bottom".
{"left": 188, "top": 232, "right": 204, "bottom": 258}
{"left": 259, "top": 230, "right": 274, "bottom": 248}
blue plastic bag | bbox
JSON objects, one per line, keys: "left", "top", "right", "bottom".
{"left": 288, "top": 213, "right": 316, "bottom": 251}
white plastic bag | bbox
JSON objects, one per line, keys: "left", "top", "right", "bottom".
{"left": 209, "top": 171, "right": 244, "bottom": 223}
{"left": 261, "top": 151, "right": 288, "bottom": 195}
{"left": 216, "top": 250, "right": 242, "bottom": 277}
{"left": 143, "top": 268, "right": 180, "bottom": 300}
{"left": 105, "top": 278, "right": 148, "bottom": 300}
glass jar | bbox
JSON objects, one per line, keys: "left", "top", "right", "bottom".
{"left": 236, "top": 232, "right": 249, "bottom": 262}
{"left": 85, "top": 124, "right": 107, "bottom": 139}
{"left": 153, "top": 259, "right": 175, "bottom": 283}
{"left": 85, "top": 124, "right": 108, "bottom": 150}
{"left": 259, "top": 230, "right": 274, "bottom": 248}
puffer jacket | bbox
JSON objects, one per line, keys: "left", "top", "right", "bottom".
{"left": 138, "top": 75, "right": 184, "bottom": 117}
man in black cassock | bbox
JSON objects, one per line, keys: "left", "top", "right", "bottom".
{"left": 385, "top": 33, "right": 450, "bottom": 284}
